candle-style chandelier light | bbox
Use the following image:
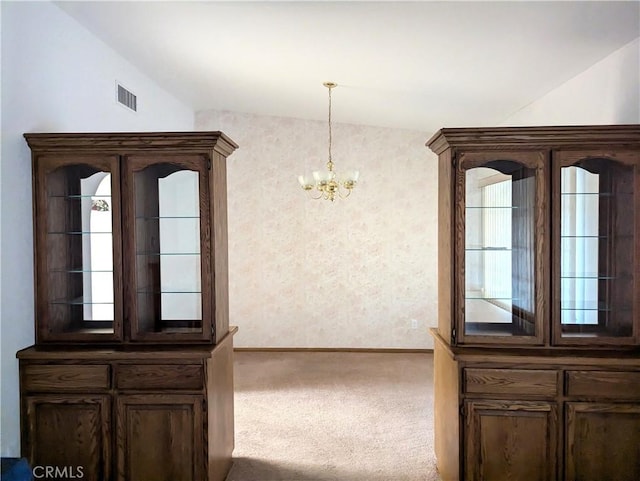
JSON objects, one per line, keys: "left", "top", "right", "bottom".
{"left": 297, "top": 82, "right": 359, "bottom": 201}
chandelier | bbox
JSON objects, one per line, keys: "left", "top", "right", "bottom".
{"left": 298, "top": 82, "right": 359, "bottom": 201}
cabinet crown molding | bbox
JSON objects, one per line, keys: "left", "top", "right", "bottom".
{"left": 24, "top": 131, "right": 239, "bottom": 157}
{"left": 427, "top": 124, "right": 640, "bottom": 155}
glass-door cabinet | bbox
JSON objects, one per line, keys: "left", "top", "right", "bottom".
{"left": 429, "top": 126, "right": 640, "bottom": 481}
{"left": 26, "top": 132, "right": 238, "bottom": 345}
{"left": 123, "top": 155, "right": 212, "bottom": 342}
{"left": 456, "top": 151, "right": 546, "bottom": 345}
{"left": 34, "top": 155, "right": 123, "bottom": 342}
{"left": 553, "top": 150, "right": 639, "bottom": 345}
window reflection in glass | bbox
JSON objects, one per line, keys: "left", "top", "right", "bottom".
{"left": 46, "top": 165, "right": 115, "bottom": 333}
{"left": 560, "top": 160, "right": 634, "bottom": 338}
{"left": 464, "top": 162, "right": 536, "bottom": 337}
{"left": 134, "top": 165, "right": 202, "bottom": 333}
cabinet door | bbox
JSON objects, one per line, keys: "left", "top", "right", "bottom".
{"left": 457, "top": 151, "right": 547, "bottom": 345}
{"left": 464, "top": 400, "right": 558, "bottom": 481}
{"left": 33, "top": 154, "right": 123, "bottom": 342}
{"left": 116, "top": 394, "right": 204, "bottom": 481}
{"left": 24, "top": 394, "right": 111, "bottom": 480}
{"left": 552, "top": 150, "right": 639, "bottom": 345}
{"left": 122, "top": 155, "right": 212, "bottom": 342}
{"left": 565, "top": 402, "right": 640, "bottom": 481}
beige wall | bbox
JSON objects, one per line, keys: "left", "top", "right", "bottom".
{"left": 196, "top": 110, "right": 438, "bottom": 348}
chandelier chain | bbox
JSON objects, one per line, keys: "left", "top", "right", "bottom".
{"left": 327, "top": 85, "right": 333, "bottom": 168}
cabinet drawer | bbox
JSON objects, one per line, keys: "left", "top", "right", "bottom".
{"left": 464, "top": 368, "right": 558, "bottom": 396}
{"left": 116, "top": 364, "right": 204, "bottom": 390}
{"left": 566, "top": 371, "right": 640, "bottom": 399}
{"left": 23, "top": 364, "right": 110, "bottom": 391}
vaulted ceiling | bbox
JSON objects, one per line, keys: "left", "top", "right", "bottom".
{"left": 56, "top": 1, "right": 640, "bottom": 132}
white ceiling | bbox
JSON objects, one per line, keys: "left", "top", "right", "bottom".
{"left": 56, "top": 1, "right": 640, "bottom": 132}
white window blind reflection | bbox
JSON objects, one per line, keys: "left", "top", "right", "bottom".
{"left": 561, "top": 167, "right": 599, "bottom": 324}
{"left": 482, "top": 180, "right": 512, "bottom": 310}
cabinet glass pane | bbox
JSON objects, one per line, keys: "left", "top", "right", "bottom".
{"left": 560, "top": 162, "right": 635, "bottom": 338}
{"left": 134, "top": 166, "right": 202, "bottom": 333}
{"left": 464, "top": 163, "right": 536, "bottom": 336}
{"left": 46, "top": 167, "right": 114, "bottom": 334}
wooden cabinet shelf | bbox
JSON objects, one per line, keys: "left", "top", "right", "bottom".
{"left": 427, "top": 125, "right": 640, "bottom": 480}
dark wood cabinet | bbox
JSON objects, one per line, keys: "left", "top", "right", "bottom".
{"left": 25, "top": 132, "right": 237, "bottom": 344}
{"left": 18, "top": 330, "right": 235, "bottom": 481}
{"left": 464, "top": 400, "right": 558, "bottom": 481}
{"left": 565, "top": 402, "right": 640, "bottom": 481}
{"left": 18, "top": 132, "right": 238, "bottom": 481}
{"left": 33, "top": 152, "right": 125, "bottom": 343}
{"left": 454, "top": 149, "right": 547, "bottom": 345}
{"left": 116, "top": 394, "right": 204, "bottom": 481}
{"left": 24, "top": 394, "right": 111, "bottom": 480}
{"left": 552, "top": 148, "right": 640, "bottom": 346}
{"left": 427, "top": 125, "right": 640, "bottom": 481}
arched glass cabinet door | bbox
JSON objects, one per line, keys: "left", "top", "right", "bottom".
{"left": 553, "top": 151, "right": 639, "bottom": 345}
{"left": 34, "top": 155, "right": 123, "bottom": 342}
{"left": 456, "top": 151, "right": 546, "bottom": 345}
{"left": 122, "top": 155, "right": 212, "bottom": 342}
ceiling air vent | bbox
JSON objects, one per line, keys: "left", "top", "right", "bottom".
{"left": 117, "top": 83, "right": 137, "bottom": 112}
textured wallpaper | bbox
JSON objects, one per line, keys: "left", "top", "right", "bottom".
{"left": 196, "top": 109, "right": 438, "bottom": 348}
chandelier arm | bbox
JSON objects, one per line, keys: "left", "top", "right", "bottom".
{"left": 337, "top": 186, "right": 352, "bottom": 199}
{"left": 308, "top": 189, "right": 324, "bottom": 200}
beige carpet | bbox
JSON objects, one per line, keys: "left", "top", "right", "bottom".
{"left": 226, "top": 351, "right": 441, "bottom": 481}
